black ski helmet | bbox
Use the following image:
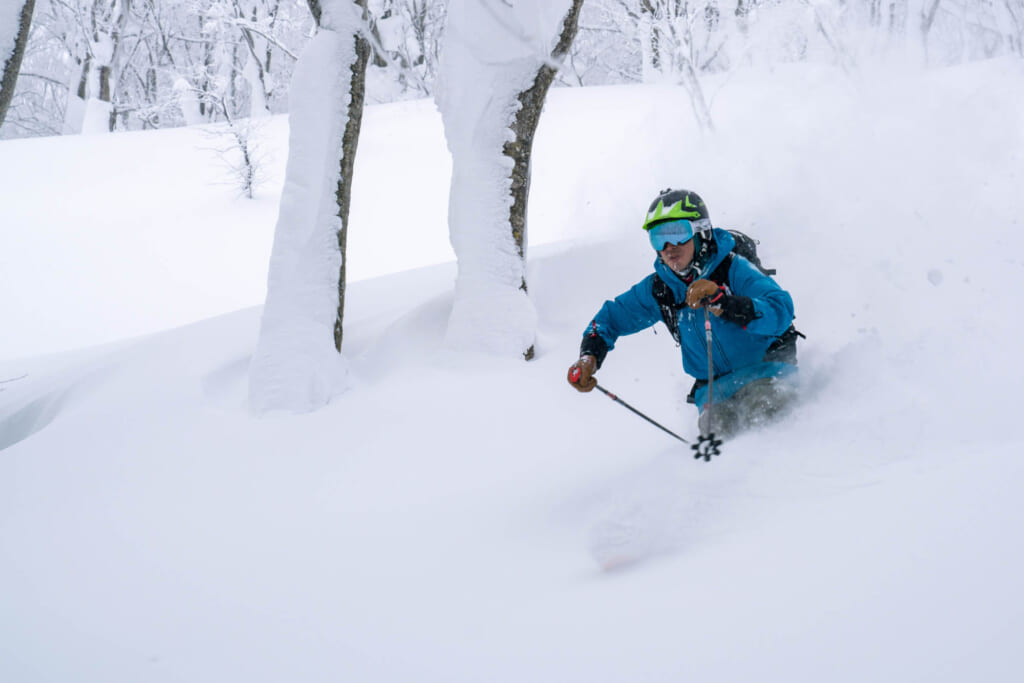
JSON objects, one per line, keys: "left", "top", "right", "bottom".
{"left": 643, "top": 188, "right": 717, "bottom": 278}
{"left": 642, "top": 188, "right": 711, "bottom": 230}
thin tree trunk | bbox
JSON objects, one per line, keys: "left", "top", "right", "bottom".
{"left": 65, "top": 0, "right": 131, "bottom": 133}
{"left": 235, "top": 0, "right": 272, "bottom": 116}
{"left": 100, "top": 0, "right": 132, "bottom": 130}
{"left": 921, "top": 0, "right": 941, "bottom": 38}
{"left": 735, "top": 0, "right": 749, "bottom": 34}
{"left": 307, "top": 0, "right": 322, "bottom": 27}
{"left": 1006, "top": 1, "right": 1024, "bottom": 56}
{"left": 802, "top": 0, "right": 856, "bottom": 76}
{"left": 639, "top": 0, "right": 663, "bottom": 74}
{"left": 0, "top": 0, "right": 35, "bottom": 128}
{"left": 679, "top": 55, "right": 714, "bottom": 132}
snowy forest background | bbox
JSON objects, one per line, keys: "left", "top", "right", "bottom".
{"left": 2, "top": 0, "right": 1023, "bottom": 139}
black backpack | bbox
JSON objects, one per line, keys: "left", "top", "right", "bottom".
{"left": 727, "top": 229, "right": 776, "bottom": 277}
{"left": 652, "top": 229, "right": 802, "bottom": 357}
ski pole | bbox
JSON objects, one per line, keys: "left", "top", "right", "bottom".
{"left": 694, "top": 305, "right": 722, "bottom": 460}
{"left": 593, "top": 383, "right": 690, "bottom": 444}
{"left": 704, "top": 305, "right": 715, "bottom": 433}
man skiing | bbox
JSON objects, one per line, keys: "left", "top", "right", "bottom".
{"left": 567, "top": 189, "right": 800, "bottom": 439}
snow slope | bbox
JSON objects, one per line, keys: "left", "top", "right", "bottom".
{"left": 2, "top": 58, "right": 1024, "bottom": 681}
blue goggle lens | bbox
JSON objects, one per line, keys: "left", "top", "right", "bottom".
{"left": 647, "top": 219, "right": 695, "bottom": 251}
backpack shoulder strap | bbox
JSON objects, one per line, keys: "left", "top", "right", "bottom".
{"left": 653, "top": 252, "right": 737, "bottom": 345}
{"left": 707, "top": 252, "right": 734, "bottom": 288}
{"left": 651, "top": 274, "right": 683, "bottom": 346}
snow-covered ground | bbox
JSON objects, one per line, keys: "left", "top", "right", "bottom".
{"left": 2, "top": 57, "right": 1024, "bottom": 681}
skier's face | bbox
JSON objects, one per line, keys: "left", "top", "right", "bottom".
{"left": 659, "top": 239, "right": 694, "bottom": 273}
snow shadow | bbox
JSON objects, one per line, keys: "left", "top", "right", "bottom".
{"left": 200, "top": 354, "right": 251, "bottom": 409}
{"left": 587, "top": 450, "right": 748, "bottom": 571}
{"left": 0, "top": 382, "right": 73, "bottom": 452}
{"left": 0, "top": 362, "right": 113, "bottom": 453}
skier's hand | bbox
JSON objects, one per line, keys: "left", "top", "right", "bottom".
{"left": 716, "top": 295, "right": 758, "bottom": 326}
{"left": 567, "top": 355, "right": 598, "bottom": 393}
{"left": 686, "top": 279, "right": 759, "bottom": 326}
{"left": 685, "top": 279, "right": 724, "bottom": 310}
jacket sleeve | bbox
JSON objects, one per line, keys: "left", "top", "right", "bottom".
{"left": 580, "top": 275, "right": 663, "bottom": 368}
{"left": 727, "top": 256, "right": 795, "bottom": 337}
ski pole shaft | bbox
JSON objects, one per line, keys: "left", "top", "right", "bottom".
{"left": 690, "top": 305, "right": 723, "bottom": 460}
{"left": 703, "top": 305, "right": 715, "bottom": 436}
{"left": 594, "top": 383, "right": 690, "bottom": 444}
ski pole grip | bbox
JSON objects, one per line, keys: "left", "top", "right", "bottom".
{"left": 569, "top": 366, "right": 581, "bottom": 383}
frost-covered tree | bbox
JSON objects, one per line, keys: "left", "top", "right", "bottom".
{"left": 436, "top": 0, "right": 584, "bottom": 360}
{"left": 1004, "top": 0, "right": 1024, "bottom": 56}
{"left": 198, "top": 0, "right": 291, "bottom": 118}
{"left": 2, "top": 0, "right": 310, "bottom": 138}
{"left": 365, "top": 0, "right": 447, "bottom": 97}
{"left": 590, "top": 0, "right": 729, "bottom": 130}
{"left": 9, "top": 0, "right": 1024, "bottom": 140}
{"left": 248, "top": 0, "right": 370, "bottom": 413}
{"left": 0, "top": 0, "right": 35, "bottom": 128}
{"left": 152, "top": 0, "right": 301, "bottom": 125}
{"left": 62, "top": 0, "right": 132, "bottom": 134}
{"left": 201, "top": 92, "right": 267, "bottom": 198}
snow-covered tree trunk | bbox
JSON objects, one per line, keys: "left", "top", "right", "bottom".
{"left": 64, "top": 0, "right": 132, "bottom": 134}
{"left": 366, "top": 0, "right": 447, "bottom": 96}
{"left": 504, "top": 0, "right": 585, "bottom": 340}
{"left": 436, "top": 0, "right": 582, "bottom": 360}
{"left": 248, "top": 0, "right": 370, "bottom": 414}
{"left": 173, "top": 78, "right": 204, "bottom": 126}
{"left": 0, "top": 0, "right": 34, "bottom": 129}
{"left": 678, "top": 51, "right": 714, "bottom": 132}
{"left": 234, "top": 0, "right": 273, "bottom": 117}
{"left": 649, "top": 1, "right": 716, "bottom": 130}
{"left": 1006, "top": 0, "right": 1024, "bottom": 56}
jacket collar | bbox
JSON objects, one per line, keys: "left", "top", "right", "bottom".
{"left": 652, "top": 228, "right": 735, "bottom": 298}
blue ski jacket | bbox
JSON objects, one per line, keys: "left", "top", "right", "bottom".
{"left": 581, "top": 229, "right": 796, "bottom": 410}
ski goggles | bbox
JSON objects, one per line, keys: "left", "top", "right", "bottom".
{"left": 646, "top": 218, "right": 710, "bottom": 251}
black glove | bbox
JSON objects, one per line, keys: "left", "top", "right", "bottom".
{"left": 716, "top": 294, "right": 758, "bottom": 327}
{"left": 686, "top": 280, "right": 759, "bottom": 327}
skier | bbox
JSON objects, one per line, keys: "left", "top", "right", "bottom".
{"left": 567, "top": 189, "right": 800, "bottom": 438}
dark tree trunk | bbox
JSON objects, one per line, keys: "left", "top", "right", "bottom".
{"left": 640, "top": 0, "right": 663, "bottom": 71}
{"left": 0, "top": 0, "right": 35, "bottom": 128}
{"left": 306, "top": 0, "right": 322, "bottom": 27}
{"left": 69, "top": 0, "right": 130, "bottom": 132}
{"left": 236, "top": 0, "right": 271, "bottom": 114}
{"left": 304, "top": 0, "right": 371, "bottom": 352}
{"left": 333, "top": 0, "right": 371, "bottom": 352}
{"left": 502, "top": 0, "right": 584, "bottom": 360}
{"left": 921, "top": 0, "right": 942, "bottom": 39}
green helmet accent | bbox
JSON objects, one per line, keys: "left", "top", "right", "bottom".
{"left": 642, "top": 189, "right": 710, "bottom": 231}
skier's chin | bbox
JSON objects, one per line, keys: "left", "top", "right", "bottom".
{"left": 659, "top": 255, "right": 695, "bottom": 280}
